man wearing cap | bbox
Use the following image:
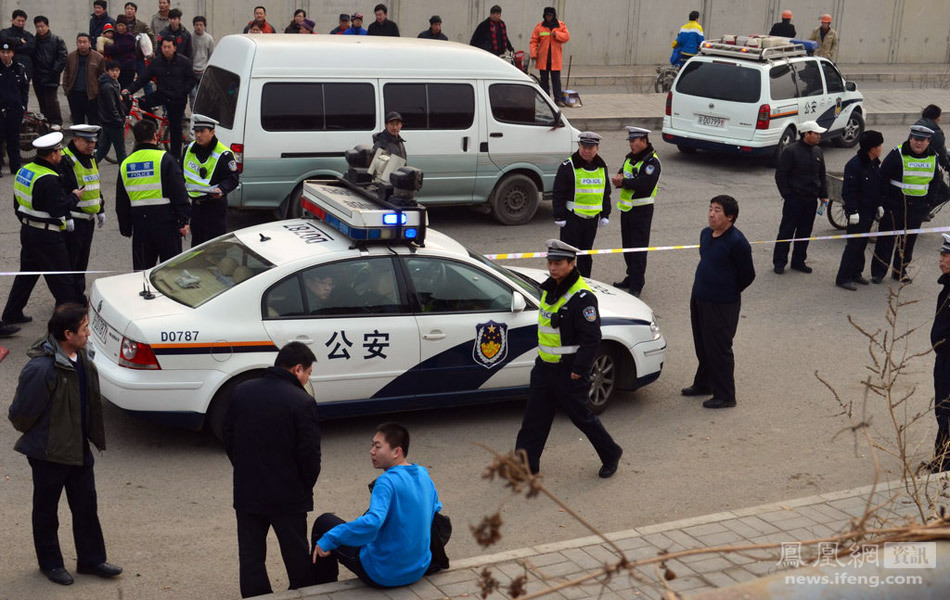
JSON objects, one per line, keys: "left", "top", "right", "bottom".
{"left": 342, "top": 13, "right": 367, "bottom": 35}
{"left": 553, "top": 132, "right": 611, "bottom": 278}
{"left": 116, "top": 118, "right": 190, "bottom": 270}
{"left": 871, "top": 124, "right": 944, "bottom": 284}
{"left": 418, "top": 16, "right": 447, "bottom": 40}
{"left": 925, "top": 234, "right": 950, "bottom": 473}
{"left": 61, "top": 124, "right": 106, "bottom": 301}
{"left": 530, "top": 7, "right": 570, "bottom": 106}
{"left": 773, "top": 120, "right": 828, "bottom": 275}
{"left": 515, "top": 239, "right": 623, "bottom": 478}
{"left": 611, "top": 126, "right": 661, "bottom": 297}
{"left": 835, "top": 130, "right": 884, "bottom": 291}
{"left": 470, "top": 5, "right": 513, "bottom": 56}
{"left": 372, "top": 112, "right": 407, "bottom": 161}
{"left": 182, "top": 115, "right": 239, "bottom": 246}
{"left": 329, "top": 14, "right": 350, "bottom": 35}
{"left": 769, "top": 10, "right": 796, "bottom": 38}
{"left": 0, "top": 39, "right": 29, "bottom": 176}
{"left": 2, "top": 132, "right": 80, "bottom": 327}
{"left": 809, "top": 14, "right": 838, "bottom": 60}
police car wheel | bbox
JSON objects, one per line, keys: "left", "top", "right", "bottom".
{"left": 587, "top": 345, "right": 618, "bottom": 414}
{"left": 206, "top": 370, "right": 264, "bottom": 442}
{"left": 833, "top": 112, "right": 864, "bottom": 148}
{"left": 490, "top": 174, "right": 539, "bottom": 226}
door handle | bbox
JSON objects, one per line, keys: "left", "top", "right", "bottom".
{"left": 462, "top": 136, "right": 469, "bottom": 152}
{"left": 295, "top": 336, "right": 314, "bottom": 344}
{"left": 423, "top": 330, "right": 446, "bottom": 341}
{"left": 490, "top": 132, "right": 504, "bottom": 138}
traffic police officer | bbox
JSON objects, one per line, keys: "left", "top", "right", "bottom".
{"left": 0, "top": 41, "right": 29, "bottom": 177}
{"left": 116, "top": 118, "right": 190, "bottom": 271}
{"left": 611, "top": 126, "right": 661, "bottom": 297}
{"left": 927, "top": 234, "right": 950, "bottom": 473}
{"left": 872, "top": 124, "right": 944, "bottom": 284}
{"left": 553, "top": 131, "right": 611, "bottom": 278}
{"left": 182, "top": 114, "right": 239, "bottom": 246}
{"left": 515, "top": 239, "right": 623, "bottom": 478}
{"left": 61, "top": 124, "right": 106, "bottom": 301}
{"left": 1, "top": 132, "right": 79, "bottom": 326}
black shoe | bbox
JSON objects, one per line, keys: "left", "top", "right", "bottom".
{"left": 4, "top": 314, "right": 32, "bottom": 324}
{"left": 871, "top": 275, "right": 883, "bottom": 284}
{"left": 612, "top": 279, "right": 629, "bottom": 289}
{"left": 42, "top": 567, "right": 74, "bottom": 586}
{"left": 836, "top": 281, "right": 857, "bottom": 291}
{"left": 773, "top": 265, "right": 785, "bottom": 274}
{"left": 628, "top": 289, "right": 642, "bottom": 298}
{"left": 703, "top": 397, "right": 737, "bottom": 409}
{"left": 77, "top": 562, "right": 123, "bottom": 578}
{"left": 790, "top": 263, "right": 813, "bottom": 274}
{"left": 923, "top": 212, "right": 933, "bottom": 222}
{"left": 599, "top": 449, "right": 622, "bottom": 479}
{"left": 0, "top": 171, "right": 4, "bottom": 178}
{"left": 681, "top": 385, "right": 712, "bottom": 397}
{"left": 0, "top": 324, "right": 20, "bottom": 337}
{"left": 853, "top": 275, "right": 870, "bottom": 285}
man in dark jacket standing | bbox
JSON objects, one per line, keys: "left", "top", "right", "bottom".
{"left": 367, "top": 4, "right": 399, "bottom": 36}
{"left": 773, "top": 120, "right": 828, "bottom": 274}
{"left": 8, "top": 303, "right": 122, "bottom": 586}
{"left": 224, "top": 342, "right": 322, "bottom": 599}
{"left": 95, "top": 60, "right": 126, "bottom": 163}
{"left": 682, "top": 195, "right": 755, "bottom": 409}
{"left": 372, "top": 111, "right": 407, "bottom": 161}
{"left": 158, "top": 8, "right": 192, "bottom": 60}
{"left": 31, "top": 16, "right": 66, "bottom": 127}
{"left": 63, "top": 33, "right": 105, "bottom": 126}
{"left": 926, "top": 235, "right": 950, "bottom": 472}
{"left": 470, "top": 5, "right": 513, "bottom": 56}
{"left": 835, "top": 130, "right": 884, "bottom": 290}
{"left": 1, "top": 9, "right": 36, "bottom": 80}
{"left": 0, "top": 41, "right": 29, "bottom": 175}
{"left": 89, "top": 1, "right": 116, "bottom": 40}
{"left": 418, "top": 15, "right": 447, "bottom": 40}
{"left": 769, "top": 10, "right": 796, "bottom": 37}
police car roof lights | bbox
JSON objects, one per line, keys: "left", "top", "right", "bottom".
{"left": 699, "top": 36, "right": 810, "bottom": 61}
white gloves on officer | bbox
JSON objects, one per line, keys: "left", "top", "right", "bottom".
{"left": 554, "top": 220, "right": 566, "bottom": 228}
{"left": 847, "top": 213, "right": 860, "bottom": 226}
{"left": 96, "top": 213, "right": 106, "bottom": 229}
{"left": 599, "top": 218, "right": 609, "bottom": 228}
{"left": 876, "top": 206, "right": 885, "bottom": 220}
{"left": 64, "top": 219, "right": 75, "bottom": 232}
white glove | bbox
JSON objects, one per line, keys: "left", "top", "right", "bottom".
{"left": 554, "top": 220, "right": 566, "bottom": 228}
{"left": 876, "top": 206, "right": 885, "bottom": 220}
{"left": 847, "top": 213, "right": 860, "bottom": 226}
{"left": 96, "top": 213, "right": 106, "bottom": 229}
{"left": 599, "top": 217, "right": 609, "bottom": 228}
{"left": 64, "top": 219, "right": 75, "bottom": 232}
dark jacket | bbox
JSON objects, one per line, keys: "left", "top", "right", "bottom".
{"left": 841, "top": 151, "right": 882, "bottom": 216}
{"left": 372, "top": 129, "right": 407, "bottom": 160}
{"left": 32, "top": 31, "right": 67, "bottom": 88}
{"left": 553, "top": 151, "right": 612, "bottom": 220}
{"left": 104, "top": 31, "right": 137, "bottom": 72}
{"left": 915, "top": 117, "right": 950, "bottom": 171}
{"left": 418, "top": 28, "right": 448, "bottom": 40}
{"left": 59, "top": 140, "right": 105, "bottom": 216}
{"left": 0, "top": 25, "right": 35, "bottom": 79}
{"left": 617, "top": 144, "right": 661, "bottom": 201}
{"left": 181, "top": 136, "right": 240, "bottom": 201}
{"left": 539, "top": 268, "right": 601, "bottom": 376}
{"left": 769, "top": 21, "right": 796, "bottom": 37}
{"left": 90, "top": 12, "right": 116, "bottom": 40}
{"left": 775, "top": 139, "right": 828, "bottom": 200}
{"left": 223, "top": 366, "right": 322, "bottom": 514}
{"left": 470, "top": 18, "right": 513, "bottom": 55}
{"left": 933, "top": 273, "right": 950, "bottom": 356}
{"left": 63, "top": 50, "right": 105, "bottom": 100}
{"left": 9, "top": 335, "right": 106, "bottom": 466}
{"left": 15, "top": 157, "right": 70, "bottom": 225}
{"left": 115, "top": 144, "right": 191, "bottom": 236}
{"left": 97, "top": 72, "right": 124, "bottom": 126}
{"left": 879, "top": 141, "right": 943, "bottom": 211}
{"left": 128, "top": 51, "right": 196, "bottom": 102}
{"left": 0, "top": 58, "right": 29, "bottom": 110}
{"left": 691, "top": 225, "right": 756, "bottom": 304}
{"left": 158, "top": 24, "right": 193, "bottom": 60}
{"left": 367, "top": 19, "right": 400, "bottom": 37}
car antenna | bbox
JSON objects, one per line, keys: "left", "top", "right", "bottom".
{"left": 139, "top": 271, "right": 155, "bottom": 300}
{"left": 259, "top": 232, "right": 271, "bottom": 242}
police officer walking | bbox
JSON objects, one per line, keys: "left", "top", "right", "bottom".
{"left": 2, "top": 132, "right": 79, "bottom": 327}
{"left": 553, "top": 132, "right": 611, "bottom": 278}
{"left": 872, "top": 124, "right": 944, "bottom": 284}
{"left": 611, "top": 126, "right": 661, "bottom": 297}
{"left": 116, "top": 119, "right": 190, "bottom": 271}
{"left": 925, "top": 234, "right": 950, "bottom": 473}
{"left": 182, "top": 114, "right": 239, "bottom": 246}
{"left": 0, "top": 40, "right": 30, "bottom": 177}
{"left": 515, "top": 239, "right": 623, "bottom": 478}
{"left": 61, "top": 125, "right": 106, "bottom": 301}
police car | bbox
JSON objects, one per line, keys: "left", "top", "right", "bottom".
{"left": 88, "top": 166, "right": 665, "bottom": 439}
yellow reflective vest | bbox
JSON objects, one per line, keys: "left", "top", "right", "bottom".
{"left": 120, "top": 149, "right": 171, "bottom": 207}
{"left": 567, "top": 159, "right": 605, "bottom": 217}
{"left": 890, "top": 146, "right": 936, "bottom": 198}
{"left": 538, "top": 275, "right": 592, "bottom": 363}
{"left": 618, "top": 153, "right": 660, "bottom": 211}
{"left": 14, "top": 163, "right": 65, "bottom": 229}
{"left": 62, "top": 147, "right": 102, "bottom": 217}
{"left": 182, "top": 140, "right": 229, "bottom": 199}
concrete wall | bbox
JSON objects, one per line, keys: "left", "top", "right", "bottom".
{"left": 4, "top": 0, "right": 948, "bottom": 65}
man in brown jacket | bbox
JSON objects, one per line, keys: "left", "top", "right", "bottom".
{"left": 63, "top": 33, "right": 104, "bottom": 125}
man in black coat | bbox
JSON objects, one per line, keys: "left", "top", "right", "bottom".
{"left": 773, "top": 120, "right": 828, "bottom": 274}
{"left": 418, "top": 15, "right": 447, "bottom": 40}
{"left": 0, "top": 41, "right": 29, "bottom": 176}
{"left": 367, "top": 4, "right": 399, "bottom": 36}
{"left": 223, "top": 342, "right": 322, "bottom": 599}
{"left": 927, "top": 235, "right": 950, "bottom": 473}
{"left": 470, "top": 5, "right": 513, "bottom": 55}
{"left": 835, "top": 130, "right": 884, "bottom": 290}
{"left": 768, "top": 10, "right": 796, "bottom": 37}
{"left": 1, "top": 9, "right": 35, "bottom": 79}
{"left": 31, "top": 16, "right": 66, "bottom": 127}
{"left": 372, "top": 111, "right": 407, "bottom": 161}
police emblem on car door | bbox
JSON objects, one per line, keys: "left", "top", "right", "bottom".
{"left": 473, "top": 320, "right": 508, "bottom": 368}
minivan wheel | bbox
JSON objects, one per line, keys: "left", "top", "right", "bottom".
{"left": 772, "top": 127, "right": 795, "bottom": 166}
{"left": 280, "top": 183, "right": 305, "bottom": 219}
{"left": 834, "top": 112, "right": 864, "bottom": 148}
{"left": 587, "top": 345, "right": 618, "bottom": 415}
{"left": 490, "top": 174, "right": 539, "bottom": 225}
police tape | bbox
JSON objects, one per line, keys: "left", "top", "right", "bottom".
{"left": 483, "top": 225, "right": 950, "bottom": 260}
{"left": 0, "top": 270, "right": 115, "bottom": 276}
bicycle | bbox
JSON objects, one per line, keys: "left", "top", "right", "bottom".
{"left": 102, "top": 96, "right": 177, "bottom": 164}
{"left": 501, "top": 50, "right": 540, "bottom": 84}
{"left": 654, "top": 62, "right": 681, "bottom": 93}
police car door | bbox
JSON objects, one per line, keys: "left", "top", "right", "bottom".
{"left": 261, "top": 257, "right": 421, "bottom": 410}
{"left": 396, "top": 256, "right": 538, "bottom": 403}
{"left": 817, "top": 60, "right": 850, "bottom": 134}
{"left": 794, "top": 60, "right": 830, "bottom": 130}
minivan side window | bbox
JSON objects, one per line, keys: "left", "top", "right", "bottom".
{"left": 383, "top": 83, "right": 475, "bottom": 130}
{"left": 795, "top": 61, "right": 825, "bottom": 97}
{"left": 488, "top": 84, "right": 557, "bottom": 126}
{"left": 820, "top": 61, "right": 845, "bottom": 94}
{"left": 193, "top": 66, "right": 240, "bottom": 129}
{"left": 674, "top": 62, "right": 762, "bottom": 103}
{"left": 260, "top": 82, "right": 375, "bottom": 132}
{"left": 769, "top": 65, "right": 798, "bottom": 100}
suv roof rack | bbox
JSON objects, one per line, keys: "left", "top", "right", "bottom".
{"left": 699, "top": 38, "right": 808, "bottom": 61}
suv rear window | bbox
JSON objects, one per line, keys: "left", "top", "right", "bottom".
{"left": 675, "top": 61, "right": 761, "bottom": 103}
{"left": 194, "top": 66, "right": 240, "bottom": 129}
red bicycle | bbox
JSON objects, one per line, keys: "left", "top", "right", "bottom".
{"left": 102, "top": 96, "right": 182, "bottom": 164}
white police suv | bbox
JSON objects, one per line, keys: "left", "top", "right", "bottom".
{"left": 88, "top": 178, "right": 666, "bottom": 439}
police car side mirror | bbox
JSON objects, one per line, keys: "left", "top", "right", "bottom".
{"left": 845, "top": 81, "right": 856, "bottom": 92}
{"left": 511, "top": 291, "right": 527, "bottom": 312}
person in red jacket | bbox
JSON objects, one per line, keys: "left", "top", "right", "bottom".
{"left": 529, "top": 7, "right": 570, "bottom": 106}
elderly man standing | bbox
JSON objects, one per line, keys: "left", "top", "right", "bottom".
{"left": 809, "top": 14, "right": 838, "bottom": 60}
{"left": 773, "top": 120, "right": 828, "bottom": 275}
{"left": 470, "top": 5, "right": 513, "bottom": 56}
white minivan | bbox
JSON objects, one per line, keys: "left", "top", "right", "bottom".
{"left": 193, "top": 35, "right": 578, "bottom": 225}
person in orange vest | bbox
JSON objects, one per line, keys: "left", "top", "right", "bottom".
{"left": 529, "top": 7, "right": 570, "bottom": 107}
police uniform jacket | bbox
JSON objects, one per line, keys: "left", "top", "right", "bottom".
{"left": 617, "top": 143, "right": 661, "bottom": 201}
{"left": 115, "top": 143, "right": 190, "bottom": 237}
{"left": 841, "top": 151, "right": 881, "bottom": 217}
{"left": 0, "top": 57, "right": 29, "bottom": 110}
{"left": 775, "top": 139, "right": 828, "bottom": 201}
{"left": 59, "top": 140, "right": 105, "bottom": 216}
{"left": 0, "top": 24, "right": 35, "bottom": 79}
{"left": 16, "top": 157, "right": 71, "bottom": 226}
{"left": 879, "top": 141, "right": 943, "bottom": 211}
{"left": 181, "top": 135, "right": 240, "bottom": 200}
{"left": 539, "top": 267, "right": 601, "bottom": 376}
{"left": 934, "top": 274, "right": 950, "bottom": 357}
{"left": 552, "top": 150, "right": 612, "bottom": 221}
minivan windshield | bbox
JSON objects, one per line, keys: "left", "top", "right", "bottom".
{"left": 676, "top": 61, "right": 762, "bottom": 103}
{"left": 194, "top": 66, "right": 241, "bottom": 129}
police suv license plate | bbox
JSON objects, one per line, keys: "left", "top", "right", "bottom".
{"left": 91, "top": 311, "right": 109, "bottom": 341}
{"left": 698, "top": 115, "right": 725, "bottom": 127}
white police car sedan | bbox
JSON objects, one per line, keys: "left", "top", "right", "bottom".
{"left": 89, "top": 196, "right": 665, "bottom": 439}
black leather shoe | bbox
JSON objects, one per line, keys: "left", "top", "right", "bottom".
{"left": 702, "top": 397, "right": 737, "bottom": 409}
{"left": 599, "top": 449, "right": 622, "bottom": 479}
{"left": 681, "top": 385, "right": 712, "bottom": 397}
{"left": 853, "top": 275, "right": 870, "bottom": 285}
{"left": 0, "top": 324, "right": 20, "bottom": 337}
{"left": 773, "top": 265, "right": 785, "bottom": 274}
{"left": 42, "top": 567, "right": 74, "bottom": 585}
{"left": 612, "top": 280, "right": 629, "bottom": 289}
{"left": 871, "top": 275, "right": 883, "bottom": 284}
{"left": 77, "top": 562, "right": 123, "bottom": 578}
{"left": 836, "top": 281, "right": 857, "bottom": 291}
{"left": 4, "top": 314, "right": 32, "bottom": 324}
{"left": 790, "top": 263, "right": 813, "bottom": 274}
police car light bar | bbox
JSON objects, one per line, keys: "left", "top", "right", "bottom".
{"left": 700, "top": 37, "right": 809, "bottom": 60}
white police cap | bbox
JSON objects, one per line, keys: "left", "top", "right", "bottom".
{"left": 578, "top": 131, "right": 602, "bottom": 146}
{"left": 546, "top": 238, "right": 580, "bottom": 260}
{"left": 941, "top": 233, "right": 950, "bottom": 254}
{"left": 910, "top": 124, "right": 934, "bottom": 139}
{"left": 625, "top": 126, "right": 651, "bottom": 140}
{"left": 191, "top": 114, "right": 219, "bottom": 130}
{"left": 68, "top": 124, "right": 101, "bottom": 140}
{"left": 33, "top": 131, "right": 64, "bottom": 151}
{"left": 0, "top": 42, "right": 11, "bottom": 51}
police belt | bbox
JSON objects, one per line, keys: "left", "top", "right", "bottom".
{"left": 565, "top": 202, "right": 597, "bottom": 219}
{"left": 19, "top": 217, "right": 62, "bottom": 231}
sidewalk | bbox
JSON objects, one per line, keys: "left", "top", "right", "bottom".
{"left": 266, "top": 476, "right": 939, "bottom": 600}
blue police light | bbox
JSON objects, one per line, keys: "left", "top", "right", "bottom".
{"left": 382, "top": 213, "right": 408, "bottom": 226}
{"left": 405, "top": 228, "right": 418, "bottom": 239}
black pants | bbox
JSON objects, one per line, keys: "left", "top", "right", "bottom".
{"left": 835, "top": 212, "right": 873, "bottom": 284}
{"left": 67, "top": 91, "right": 97, "bottom": 125}
{"left": 34, "top": 85, "right": 63, "bottom": 126}
{"left": 540, "top": 69, "right": 562, "bottom": 101}
{"left": 64, "top": 218, "right": 95, "bottom": 300}
{"left": 235, "top": 511, "right": 313, "bottom": 598}
{"left": 95, "top": 123, "right": 127, "bottom": 163}
{"left": 560, "top": 213, "right": 598, "bottom": 278}
{"left": 131, "top": 222, "right": 182, "bottom": 271}
{"left": 690, "top": 297, "right": 741, "bottom": 403}
{"left": 190, "top": 198, "right": 228, "bottom": 247}
{"left": 515, "top": 360, "right": 622, "bottom": 474}
{"left": 2, "top": 225, "right": 77, "bottom": 322}
{"left": 620, "top": 204, "right": 654, "bottom": 294}
{"left": 871, "top": 203, "right": 929, "bottom": 280}
{"left": 138, "top": 93, "right": 185, "bottom": 163}
{"left": 310, "top": 513, "right": 383, "bottom": 587}
{"left": 935, "top": 354, "right": 950, "bottom": 469}
{"left": 28, "top": 445, "right": 106, "bottom": 571}
{"left": 0, "top": 107, "right": 23, "bottom": 173}
{"left": 773, "top": 196, "right": 818, "bottom": 268}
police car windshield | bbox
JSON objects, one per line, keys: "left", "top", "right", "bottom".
{"left": 150, "top": 235, "right": 275, "bottom": 308}
{"left": 466, "top": 249, "right": 540, "bottom": 297}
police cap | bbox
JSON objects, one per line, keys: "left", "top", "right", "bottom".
{"left": 941, "top": 233, "right": 950, "bottom": 255}
{"left": 385, "top": 111, "right": 403, "bottom": 123}
{"left": 625, "top": 126, "right": 651, "bottom": 140}
{"left": 0, "top": 42, "right": 10, "bottom": 51}
{"left": 545, "top": 239, "right": 579, "bottom": 261}
{"left": 33, "top": 131, "right": 64, "bottom": 151}
{"left": 578, "top": 131, "right": 602, "bottom": 146}
{"left": 68, "top": 124, "right": 101, "bottom": 140}
{"left": 191, "top": 114, "right": 219, "bottom": 130}
{"left": 910, "top": 124, "right": 934, "bottom": 139}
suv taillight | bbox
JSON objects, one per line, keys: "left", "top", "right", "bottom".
{"left": 755, "top": 104, "right": 771, "bottom": 130}
{"left": 665, "top": 92, "right": 672, "bottom": 116}
{"left": 230, "top": 143, "right": 244, "bottom": 173}
{"left": 119, "top": 337, "right": 161, "bottom": 370}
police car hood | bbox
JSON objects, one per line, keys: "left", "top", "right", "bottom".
{"left": 508, "top": 267, "right": 655, "bottom": 324}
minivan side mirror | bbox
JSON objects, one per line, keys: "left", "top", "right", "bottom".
{"left": 845, "top": 81, "right": 856, "bottom": 92}
{"left": 511, "top": 291, "right": 527, "bottom": 312}
{"left": 551, "top": 110, "right": 564, "bottom": 130}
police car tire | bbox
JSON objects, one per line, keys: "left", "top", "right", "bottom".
{"left": 587, "top": 344, "right": 619, "bottom": 415}
{"left": 206, "top": 370, "right": 263, "bottom": 442}
{"left": 833, "top": 112, "right": 864, "bottom": 148}
{"left": 490, "top": 174, "right": 539, "bottom": 226}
